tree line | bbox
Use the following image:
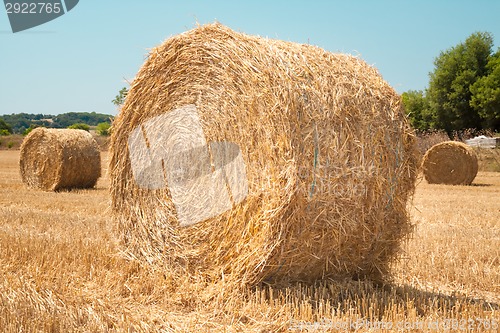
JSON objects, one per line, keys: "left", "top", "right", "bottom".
{"left": 402, "top": 32, "right": 500, "bottom": 135}
{"left": 0, "top": 112, "right": 113, "bottom": 135}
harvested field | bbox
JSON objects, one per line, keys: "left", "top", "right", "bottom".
{"left": 0, "top": 150, "right": 498, "bottom": 332}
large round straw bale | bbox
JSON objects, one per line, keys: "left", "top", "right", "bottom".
{"left": 109, "top": 23, "right": 419, "bottom": 286}
{"left": 422, "top": 141, "right": 478, "bottom": 185}
{"left": 20, "top": 128, "right": 101, "bottom": 191}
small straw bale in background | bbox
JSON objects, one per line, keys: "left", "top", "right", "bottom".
{"left": 109, "top": 23, "right": 419, "bottom": 288}
{"left": 20, "top": 128, "right": 101, "bottom": 191}
{"left": 422, "top": 141, "right": 478, "bottom": 185}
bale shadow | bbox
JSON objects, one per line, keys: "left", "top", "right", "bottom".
{"left": 471, "top": 183, "right": 494, "bottom": 187}
{"left": 255, "top": 279, "right": 499, "bottom": 320}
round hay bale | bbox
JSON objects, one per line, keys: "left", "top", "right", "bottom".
{"left": 109, "top": 23, "right": 419, "bottom": 286}
{"left": 422, "top": 141, "right": 478, "bottom": 185}
{"left": 20, "top": 128, "right": 101, "bottom": 191}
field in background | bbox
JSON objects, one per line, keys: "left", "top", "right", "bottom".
{"left": 0, "top": 134, "right": 109, "bottom": 151}
{"left": 0, "top": 150, "right": 498, "bottom": 332}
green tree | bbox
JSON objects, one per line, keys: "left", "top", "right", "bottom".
{"left": 1, "top": 113, "right": 39, "bottom": 133}
{"left": 68, "top": 123, "right": 90, "bottom": 131}
{"left": 23, "top": 124, "right": 48, "bottom": 136}
{"left": 55, "top": 112, "right": 111, "bottom": 128}
{"left": 401, "top": 90, "right": 433, "bottom": 130}
{"left": 23, "top": 125, "right": 37, "bottom": 136}
{"left": 96, "top": 122, "right": 111, "bottom": 136}
{"left": 0, "top": 118, "right": 13, "bottom": 134}
{"left": 470, "top": 49, "right": 500, "bottom": 130}
{"left": 112, "top": 87, "right": 128, "bottom": 106}
{"left": 427, "top": 32, "right": 493, "bottom": 134}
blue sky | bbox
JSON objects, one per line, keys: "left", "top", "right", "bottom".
{"left": 1, "top": 0, "right": 500, "bottom": 116}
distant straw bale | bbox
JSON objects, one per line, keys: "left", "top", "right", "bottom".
{"left": 422, "top": 141, "right": 478, "bottom": 185}
{"left": 109, "top": 23, "right": 419, "bottom": 287}
{"left": 20, "top": 128, "right": 101, "bottom": 191}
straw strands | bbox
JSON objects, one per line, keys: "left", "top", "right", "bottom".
{"left": 109, "top": 23, "right": 419, "bottom": 288}
{"left": 422, "top": 141, "right": 478, "bottom": 185}
{"left": 20, "top": 128, "right": 101, "bottom": 191}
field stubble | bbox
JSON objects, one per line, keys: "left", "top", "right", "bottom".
{"left": 0, "top": 150, "right": 498, "bottom": 332}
